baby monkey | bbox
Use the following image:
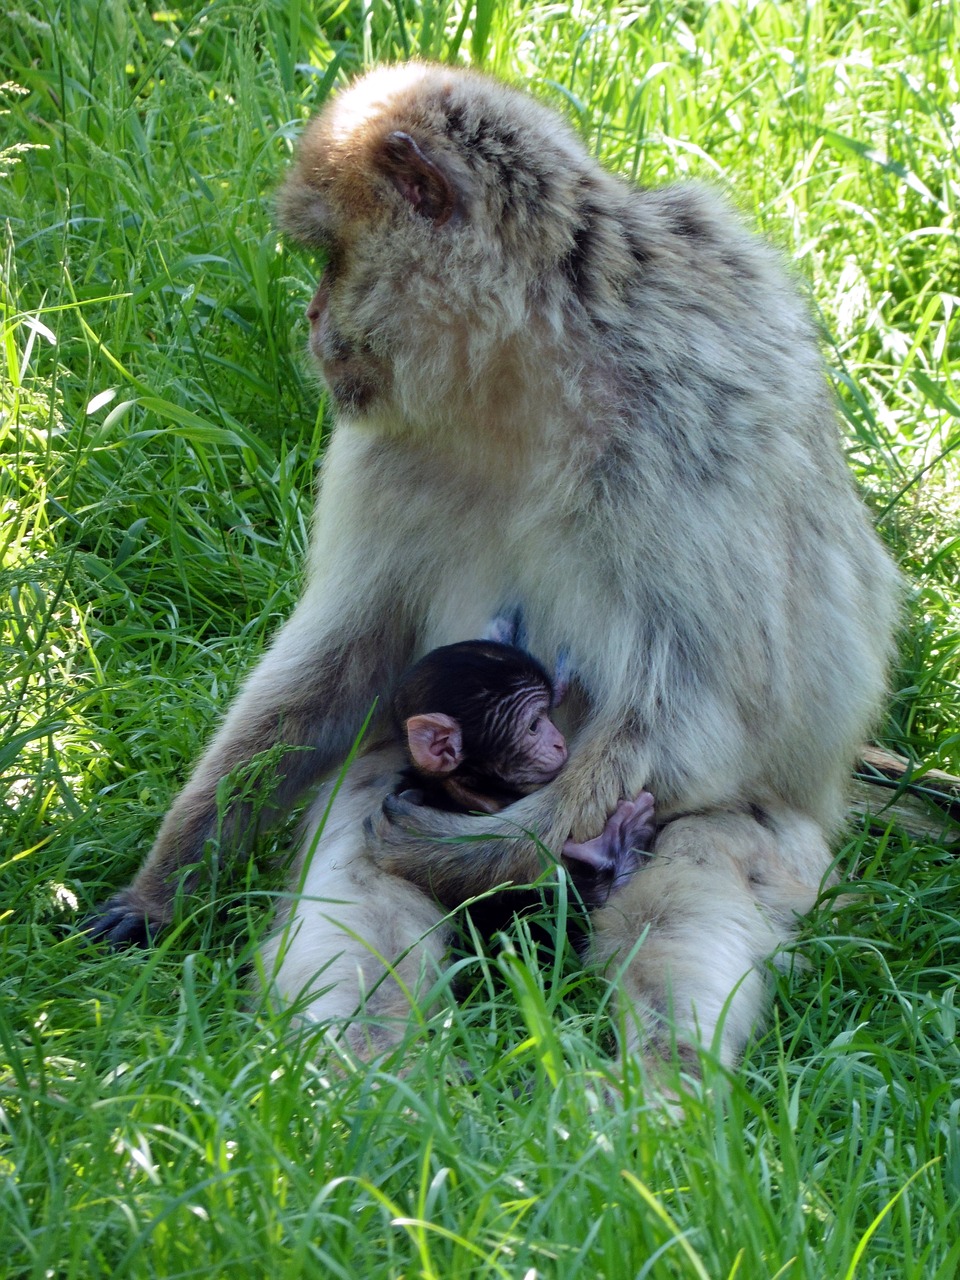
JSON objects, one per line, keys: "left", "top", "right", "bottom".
{"left": 393, "top": 640, "right": 656, "bottom": 894}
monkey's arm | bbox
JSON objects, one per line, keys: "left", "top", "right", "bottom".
{"left": 364, "top": 787, "right": 554, "bottom": 905}
{"left": 366, "top": 706, "right": 654, "bottom": 907}
{"left": 87, "top": 575, "right": 414, "bottom": 946}
{"left": 562, "top": 790, "right": 656, "bottom": 897}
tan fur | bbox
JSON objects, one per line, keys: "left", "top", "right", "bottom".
{"left": 258, "top": 745, "right": 450, "bottom": 1056}
{"left": 592, "top": 806, "right": 830, "bottom": 1071}
{"left": 94, "top": 64, "right": 899, "bottom": 1073}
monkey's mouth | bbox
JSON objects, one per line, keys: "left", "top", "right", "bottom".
{"left": 516, "top": 756, "right": 568, "bottom": 791}
{"left": 307, "top": 284, "right": 348, "bottom": 372}
{"left": 307, "top": 287, "right": 384, "bottom": 412}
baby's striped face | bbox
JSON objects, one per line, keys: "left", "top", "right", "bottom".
{"left": 480, "top": 683, "right": 568, "bottom": 792}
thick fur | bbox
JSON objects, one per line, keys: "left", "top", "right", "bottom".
{"left": 92, "top": 64, "right": 898, "bottom": 1069}
{"left": 592, "top": 805, "right": 831, "bottom": 1071}
{"left": 258, "top": 745, "right": 450, "bottom": 1056}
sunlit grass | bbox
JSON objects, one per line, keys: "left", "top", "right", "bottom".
{"left": 1, "top": 1, "right": 958, "bottom": 1276}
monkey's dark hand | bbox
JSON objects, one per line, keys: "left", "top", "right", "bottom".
{"left": 79, "top": 894, "right": 162, "bottom": 948}
{"left": 562, "top": 791, "right": 655, "bottom": 895}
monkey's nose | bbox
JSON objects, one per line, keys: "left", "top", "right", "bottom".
{"left": 306, "top": 283, "right": 328, "bottom": 326}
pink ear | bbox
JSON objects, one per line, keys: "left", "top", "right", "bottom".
{"left": 379, "top": 131, "right": 456, "bottom": 225}
{"left": 405, "top": 713, "right": 463, "bottom": 775}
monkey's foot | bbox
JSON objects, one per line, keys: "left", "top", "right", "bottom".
{"left": 79, "top": 894, "right": 163, "bottom": 948}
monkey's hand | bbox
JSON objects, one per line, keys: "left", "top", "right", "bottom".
{"left": 79, "top": 893, "right": 165, "bottom": 948}
{"left": 562, "top": 790, "right": 655, "bottom": 896}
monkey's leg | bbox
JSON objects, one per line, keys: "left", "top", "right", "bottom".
{"left": 260, "top": 870, "right": 450, "bottom": 1060}
{"left": 591, "top": 808, "right": 829, "bottom": 1078}
{"left": 259, "top": 747, "right": 451, "bottom": 1057}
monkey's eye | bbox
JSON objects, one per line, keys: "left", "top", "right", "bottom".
{"left": 529, "top": 717, "right": 541, "bottom": 734}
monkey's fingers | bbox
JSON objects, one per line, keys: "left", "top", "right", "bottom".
{"left": 620, "top": 789, "right": 657, "bottom": 852}
{"left": 79, "top": 894, "right": 161, "bottom": 948}
{"left": 561, "top": 828, "right": 619, "bottom": 872}
{"left": 601, "top": 799, "right": 655, "bottom": 896}
{"left": 558, "top": 768, "right": 634, "bottom": 843}
{"left": 563, "top": 796, "right": 642, "bottom": 865}
{"left": 631, "top": 789, "right": 656, "bottom": 815}
{"left": 561, "top": 842, "right": 607, "bottom": 872}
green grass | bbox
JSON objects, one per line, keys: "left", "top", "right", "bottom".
{"left": 1, "top": 0, "right": 959, "bottom": 1276}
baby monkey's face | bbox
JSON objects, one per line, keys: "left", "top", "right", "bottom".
{"left": 488, "top": 685, "right": 568, "bottom": 792}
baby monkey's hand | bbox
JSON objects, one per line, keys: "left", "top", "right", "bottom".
{"left": 562, "top": 790, "right": 656, "bottom": 898}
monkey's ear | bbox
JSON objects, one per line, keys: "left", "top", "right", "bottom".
{"left": 405, "top": 713, "right": 463, "bottom": 774}
{"left": 379, "top": 131, "right": 456, "bottom": 226}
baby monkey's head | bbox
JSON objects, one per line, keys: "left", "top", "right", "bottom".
{"left": 393, "top": 640, "right": 568, "bottom": 800}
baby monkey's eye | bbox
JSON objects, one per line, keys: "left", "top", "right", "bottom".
{"left": 529, "top": 717, "right": 541, "bottom": 733}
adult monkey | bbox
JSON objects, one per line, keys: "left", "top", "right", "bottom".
{"left": 89, "top": 64, "right": 899, "bottom": 1073}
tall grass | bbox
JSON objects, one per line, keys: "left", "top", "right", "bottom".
{"left": 1, "top": 1, "right": 958, "bottom": 1276}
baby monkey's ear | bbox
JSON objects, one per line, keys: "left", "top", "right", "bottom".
{"left": 378, "top": 131, "right": 457, "bottom": 225}
{"left": 404, "top": 713, "right": 464, "bottom": 775}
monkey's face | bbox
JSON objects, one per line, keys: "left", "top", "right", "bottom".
{"left": 278, "top": 64, "right": 586, "bottom": 425}
{"left": 304, "top": 279, "right": 389, "bottom": 414}
{"left": 489, "top": 689, "right": 569, "bottom": 793}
